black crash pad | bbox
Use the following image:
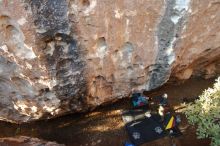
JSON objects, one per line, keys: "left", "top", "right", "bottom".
{"left": 125, "top": 116, "right": 166, "bottom": 146}
{"left": 123, "top": 110, "right": 182, "bottom": 146}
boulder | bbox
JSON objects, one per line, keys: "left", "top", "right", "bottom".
{"left": 0, "top": 0, "right": 219, "bottom": 123}
{"left": 0, "top": 136, "right": 64, "bottom": 146}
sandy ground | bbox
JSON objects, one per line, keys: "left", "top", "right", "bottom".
{"left": 0, "top": 77, "right": 216, "bottom": 146}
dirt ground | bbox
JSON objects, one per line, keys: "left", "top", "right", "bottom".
{"left": 0, "top": 77, "right": 216, "bottom": 146}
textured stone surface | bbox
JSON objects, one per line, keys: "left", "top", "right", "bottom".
{"left": 0, "top": 0, "right": 219, "bottom": 123}
{"left": 0, "top": 136, "right": 64, "bottom": 146}
{"left": 171, "top": 0, "right": 220, "bottom": 80}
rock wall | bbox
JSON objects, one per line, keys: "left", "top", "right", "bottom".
{"left": 0, "top": 0, "right": 219, "bottom": 123}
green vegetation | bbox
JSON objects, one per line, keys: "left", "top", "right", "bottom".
{"left": 184, "top": 77, "right": 220, "bottom": 146}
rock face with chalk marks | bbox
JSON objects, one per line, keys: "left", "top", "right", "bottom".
{"left": 0, "top": 0, "right": 219, "bottom": 123}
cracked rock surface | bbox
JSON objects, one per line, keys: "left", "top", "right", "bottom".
{"left": 0, "top": 0, "right": 219, "bottom": 123}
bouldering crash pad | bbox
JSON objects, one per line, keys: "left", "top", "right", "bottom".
{"left": 123, "top": 110, "right": 182, "bottom": 145}
{"left": 125, "top": 115, "right": 166, "bottom": 146}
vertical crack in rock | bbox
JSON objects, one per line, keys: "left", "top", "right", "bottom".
{"left": 29, "top": 0, "right": 87, "bottom": 112}
{"left": 149, "top": 0, "right": 190, "bottom": 90}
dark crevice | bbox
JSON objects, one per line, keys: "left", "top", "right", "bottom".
{"left": 148, "top": 0, "right": 190, "bottom": 90}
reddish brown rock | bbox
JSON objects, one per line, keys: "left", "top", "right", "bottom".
{"left": 0, "top": 0, "right": 219, "bottom": 123}
{"left": 0, "top": 136, "right": 64, "bottom": 146}
{"left": 172, "top": 0, "right": 220, "bottom": 79}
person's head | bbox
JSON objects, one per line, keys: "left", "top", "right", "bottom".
{"left": 163, "top": 93, "right": 168, "bottom": 99}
